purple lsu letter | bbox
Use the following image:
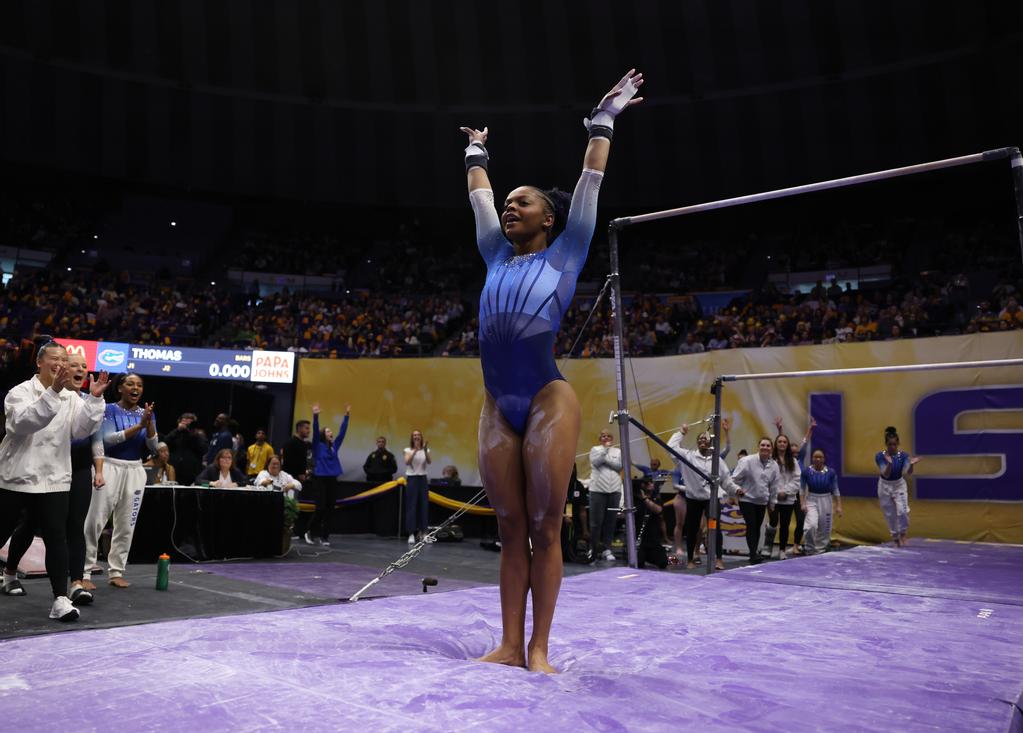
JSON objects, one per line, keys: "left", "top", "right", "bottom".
{"left": 808, "top": 388, "right": 1023, "bottom": 502}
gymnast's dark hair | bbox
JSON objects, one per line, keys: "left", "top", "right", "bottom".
{"left": 34, "top": 337, "right": 64, "bottom": 362}
{"left": 539, "top": 187, "right": 572, "bottom": 243}
{"left": 884, "top": 426, "right": 899, "bottom": 442}
{"left": 114, "top": 372, "right": 143, "bottom": 391}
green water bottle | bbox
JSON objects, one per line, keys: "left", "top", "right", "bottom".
{"left": 155, "top": 553, "right": 170, "bottom": 591}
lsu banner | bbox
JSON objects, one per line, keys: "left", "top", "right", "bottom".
{"left": 296, "top": 331, "right": 1023, "bottom": 544}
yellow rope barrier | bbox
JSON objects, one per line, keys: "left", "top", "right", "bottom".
{"left": 427, "top": 490, "right": 495, "bottom": 516}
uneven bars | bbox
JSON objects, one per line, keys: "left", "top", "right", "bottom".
{"left": 612, "top": 147, "right": 1017, "bottom": 228}
{"left": 722, "top": 357, "right": 1023, "bottom": 383}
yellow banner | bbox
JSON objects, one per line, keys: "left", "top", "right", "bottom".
{"left": 296, "top": 331, "right": 1023, "bottom": 543}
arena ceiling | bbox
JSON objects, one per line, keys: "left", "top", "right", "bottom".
{"left": 1, "top": 0, "right": 1020, "bottom": 209}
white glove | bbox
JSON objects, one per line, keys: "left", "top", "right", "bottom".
{"left": 585, "top": 69, "right": 645, "bottom": 131}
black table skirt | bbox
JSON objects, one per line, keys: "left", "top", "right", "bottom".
{"left": 130, "top": 486, "right": 284, "bottom": 563}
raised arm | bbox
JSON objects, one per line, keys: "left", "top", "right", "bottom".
{"left": 581, "top": 69, "right": 644, "bottom": 175}
{"left": 719, "top": 417, "right": 732, "bottom": 459}
{"left": 460, "top": 125, "right": 511, "bottom": 266}
{"left": 552, "top": 70, "right": 644, "bottom": 273}
{"left": 797, "top": 417, "right": 815, "bottom": 463}
{"left": 332, "top": 407, "right": 350, "bottom": 452}
{"left": 70, "top": 373, "right": 108, "bottom": 440}
{"left": 461, "top": 126, "right": 492, "bottom": 194}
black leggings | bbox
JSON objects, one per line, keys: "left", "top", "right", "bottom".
{"left": 738, "top": 501, "right": 767, "bottom": 560}
{"left": 775, "top": 504, "right": 796, "bottom": 550}
{"left": 793, "top": 501, "right": 805, "bottom": 545}
{"left": 308, "top": 476, "right": 340, "bottom": 540}
{"left": 6, "top": 467, "right": 92, "bottom": 584}
{"left": 0, "top": 488, "right": 70, "bottom": 598}
{"left": 684, "top": 497, "right": 723, "bottom": 561}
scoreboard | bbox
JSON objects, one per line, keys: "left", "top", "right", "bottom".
{"left": 56, "top": 339, "right": 295, "bottom": 384}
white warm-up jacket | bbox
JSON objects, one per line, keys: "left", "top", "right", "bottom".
{"left": 0, "top": 376, "right": 105, "bottom": 493}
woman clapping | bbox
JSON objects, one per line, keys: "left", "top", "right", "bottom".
{"left": 84, "top": 373, "right": 157, "bottom": 589}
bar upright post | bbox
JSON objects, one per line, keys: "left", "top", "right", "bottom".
{"left": 608, "top": 221, "right": 638, "bottom": 569}
{"left": 706, "top": 378, "right": 723, "bottom": 575}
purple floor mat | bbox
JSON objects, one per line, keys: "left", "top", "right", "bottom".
{"left": 201, "top": 561, "right": 481, "bottom": 599}
{"left": 728, "top": 541, "right": 1023, "bottom": 605}
{"left": 3, "top": 543, "right": 1023, "bottom": 732}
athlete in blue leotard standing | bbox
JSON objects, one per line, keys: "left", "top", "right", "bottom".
{"left": 461, "top": 69, "right": 644, "bottom": 674}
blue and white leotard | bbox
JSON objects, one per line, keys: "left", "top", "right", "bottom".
{"left": 471, "top": 169, "right": 603, "bottom": 434}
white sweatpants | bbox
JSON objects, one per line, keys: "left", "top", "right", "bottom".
{"left": 877, "top": 477, "right": 910, "bottom": 539}
{"left": 84, "top": 457, "right": 146, "bottom": 579}
{"left": 803, "top": 493, "right": 833, "bottom": 556}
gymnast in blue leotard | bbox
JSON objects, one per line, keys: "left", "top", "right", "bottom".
{"left": 461, "top": 69, "right": 644, "bottom": 674}
{"left": 472, "top": 168, "right": 600, "bottom": 434}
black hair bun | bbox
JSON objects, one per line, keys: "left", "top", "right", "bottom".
{"left": 543, "top": 187, "right": 572, "bottom": 241}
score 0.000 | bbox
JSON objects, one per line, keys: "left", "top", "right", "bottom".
{"left": 208, "top": 362, "right": 251, "bottom": 379}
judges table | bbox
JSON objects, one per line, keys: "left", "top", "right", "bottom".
{"left": 129, "top": 485, "right": 284, "bottom": 563}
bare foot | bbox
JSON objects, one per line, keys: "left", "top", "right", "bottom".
{"left": 686, "top": 561, "right": 697, "bottom": 570}
{"left": 527, "top": 644, "right": 558, "bottom": 674}
{"left": 714, "top": 559, "right": 725, "bottom": 571}
{"left": 478, "top": 643, "right": 526, "bottom": 668}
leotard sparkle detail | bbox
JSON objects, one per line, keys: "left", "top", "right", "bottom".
{"left": 471, "top": 169, "right": 603, "bottom": 434}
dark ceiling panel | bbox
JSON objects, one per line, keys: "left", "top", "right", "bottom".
{"left": 0, "top": 0, "right": 1018, "bottom": 208}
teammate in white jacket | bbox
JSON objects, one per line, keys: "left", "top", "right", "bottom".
{"left": 0, "top": 342, "right": 108, "bottom": 621}
{"left": 588, "top": 430, "right": 623, "bottom": 562}
{"left": 667, "top": 425, "right": 739, "bottom": 570}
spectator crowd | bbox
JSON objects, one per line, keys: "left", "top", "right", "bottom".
{"left": 2, "top": 175, "right": 1021, "bottom": 362}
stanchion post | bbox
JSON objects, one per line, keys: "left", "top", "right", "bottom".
{"left": 1009, "top": 147, "right": 1023, "bottom": 266}
{"left": 608, "top": 220, "right": 639, "bottom": 569}
{"left": 706, "top": 377, "right": 723, "bottom": 576}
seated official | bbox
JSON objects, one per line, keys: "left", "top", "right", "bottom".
{"left": 197, "top": 448, "right": 248, "bottom": 488}
{"left": 633, "top": 478, "right": 668, "bottom": 570}
{"left": 440, "top": 465, "right": 462, "bottom": 487}
{"left": 143, "top": 442, "right": 177, "bottom": 484}
{"left": 254, "top": 455, "right": 302, "bottom": 498}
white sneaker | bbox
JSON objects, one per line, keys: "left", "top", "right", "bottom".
{"left": 303, "top": 532, "right": 315, "bottom": 545}
{"left": 602, "top": 549, "right": 615, "bottom": 562}
{"left": 408, "top": 534, "right": 416, "bottom": 545}
{"left": 49, "top": 596, "right": 80, "bottom": 622}
{"left": 779, "top": 550, "right": 787, "bottom": 560}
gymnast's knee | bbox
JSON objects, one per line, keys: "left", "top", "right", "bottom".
{"left": 528, "top": 515, "right": 562, "bottom": 551}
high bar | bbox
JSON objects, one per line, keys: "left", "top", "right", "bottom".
{"left": 722, "top": 357, "right": 1023, "bottom": 383}
{"left": 613, "top": 147, "right": 1018, "bottom": 228}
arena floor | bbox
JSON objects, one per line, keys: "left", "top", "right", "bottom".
{"left": 1, "top": 539, "right": 1020, "bottom": 732}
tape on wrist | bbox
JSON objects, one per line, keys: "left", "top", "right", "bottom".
{"left": 464, "top": 142, "right": 489, "bottom": 172}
